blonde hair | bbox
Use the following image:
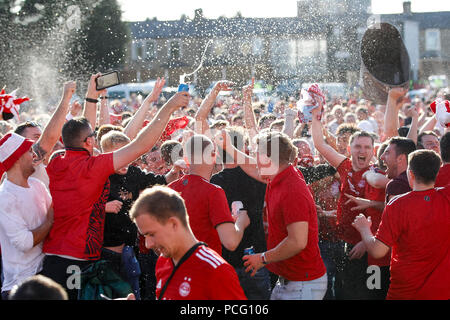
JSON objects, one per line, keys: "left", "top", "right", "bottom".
{"left": 100, "top": 130, "right": 130, "bottom": 152}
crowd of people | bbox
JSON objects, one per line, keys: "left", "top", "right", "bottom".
{"left": 0, "top": 69, "right": 449, "bottom": 301}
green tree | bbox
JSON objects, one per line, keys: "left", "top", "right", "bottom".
{"left": 66, "top": 0, "right": 129, "bottom": 77}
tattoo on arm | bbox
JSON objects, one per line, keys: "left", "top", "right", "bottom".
{"left": 32, "top": 143, "right": 47, "bottom": 164}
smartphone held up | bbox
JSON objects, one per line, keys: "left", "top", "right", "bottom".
{"left": 96, "top": 71, "right": 121, "bottom": 91}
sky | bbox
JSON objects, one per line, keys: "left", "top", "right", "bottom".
{"left": 117, "top": 0, "right": 450, "bottom": 22}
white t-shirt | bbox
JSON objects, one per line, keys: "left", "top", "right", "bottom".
{"left": 31, "top": 163, "right": 49, "bottom": 189}
{"left": 0, "top": 177, "right": 52, "bottom": 292}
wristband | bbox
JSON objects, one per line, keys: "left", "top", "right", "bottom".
{"left": 261, "top": 252, "right": 268, "bottom": 265}
{"left": 85, "top": 97, "right": 99, "bottom": 103}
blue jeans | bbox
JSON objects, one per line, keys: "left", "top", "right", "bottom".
{"left": 319, "top": 240, "right": 344, "bottom": 300}
{"left": 234, "top": 267, "right": 271, "bottom": 300}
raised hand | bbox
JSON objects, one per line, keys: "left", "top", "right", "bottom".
{"left": 144, "top": 77, "right": 166, "bottom": 105}
{"left": 388, "top": 87, "right": 408, "bottom": 107}
{"left": 213, "top": 80, "right": 234, "bottom": 94}
{"left": 63, "top": 81, "right": 76, "bottom": 99}
{"left": 165, "top": 91, "right": 190, "bottom": 111}
{"left": 69, "top": 100, "right": 83, "bottom": 117}
{"left": 86, "top": 73, "right": 107, "bottom": 99}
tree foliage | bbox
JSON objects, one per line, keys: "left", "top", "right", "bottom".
{"left": 0, "top": 0, "right": 129, "bottom": 97}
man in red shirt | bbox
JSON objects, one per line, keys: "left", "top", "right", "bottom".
{"left": 168, "top": 134, "right": 250, "bottom": 256}
{"left": 130, "top": 186, "right": 247, "bottom": 300}
{"left": 241, "top": 132, "right": 327, "bottom": 300}
{"left": 435, "top": 132, "right": 450, "bottom": 187}
{"left": 311, "top": 107, "right": 385, "bottom": 299}
{"left": 40, "top": 74, "right": 189, "bottom": 299}
{"left": 353, "top": 150, "right": 450, "bottom": 300}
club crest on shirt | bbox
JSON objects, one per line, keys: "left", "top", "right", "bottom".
{"left": 179, "top": 277, "right": 191, "bottom": 297}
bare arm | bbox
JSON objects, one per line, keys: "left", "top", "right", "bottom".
{"left": 242, "top": 78, "right": 259, "bottom": 151}
{"left": 384, "top": 88, "right": 408, "bottom": 140}
{"left": 282, "top": 108, "right": 297, "bottom": 139}
{"left": 113, "top": 92, "right": 190, "bottom": 171}
{"left": 405, "top": 106, "right": 419, "bottom": 144}
{"left": 98, "top": 97, "right": 111, "bottom": 127}
{"left": 344, "top": 193, "right": 385, "bottom": 212}
{"left": 323, "top": 127, "right": 338, "bottom": 152}
{"left": 33, "top": 82, "right": 76, "bottom": 164}
{"left": 242, "top": 221, "right": 308, "bottom": 276}
{"left": 124, "top": 78, "right": 165, "bottom": 140}
{"left": 363, "top": 171, "right": 390, "bottom": 189}
{"left": 419, "top": 116, "right": 437, "bottom": 134}
{"left": 311, "top": 107, "right": 346, "bottom": 168}
{"left": 352, "top": 214, "right": 390, "bottom": 259}
{"left": 194, "top": 80, "right": 233, "bottom": 136}
{"left": 83, "top": 73, "right": 107, "bottom": 130}
{"left": 216, "top": 210, "right": 250, "bottom": 251}
{"left": 214, "top": 130, "right": 266, "bottom": 183}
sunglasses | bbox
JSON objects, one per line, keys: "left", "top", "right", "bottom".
{"left": 84, "top": 131, "right": 96, "bottom": 142}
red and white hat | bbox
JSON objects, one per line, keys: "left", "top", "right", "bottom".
{"left": 430, "top": 99, "right": 450, "bottom": 128}
{"left": 0, "top": 133, "right": 34, "bottom": 176}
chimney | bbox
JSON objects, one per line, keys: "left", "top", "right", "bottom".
{"left": 194, "top": 9, "right": 203, "bottom": 20}
{"left": 403, "top": 1, "right": 412, "bottom": 15}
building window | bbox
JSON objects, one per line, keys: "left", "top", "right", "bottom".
{"left": 132, "top": 40, "right": 145, "bottom": 61}
{"left": 214, "top": 39, "right": 225, "bottom": 56}
{"left": 425, "top": 29, "right": 441, "bottom": 51}
{"left": 253, "top": 38, "right": 263, "bottom": 56}
{"left": 168, "top": 40, "right": 181, "bottom": 60}
{"left": 145, "top": 41, "right": 157, "bottom": 60}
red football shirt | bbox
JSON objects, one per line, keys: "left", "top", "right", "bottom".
{"left": 265, "top": 165, "right": 326, "bottom": 281}
{"left": 364, "top": 176, "right": 390, "bottom": 266}
{"left": 435, "top": 163, "right": 450, "bottom": 187}
{"left": 155, "top": 244, "right": 247, "bottom": 300}
{"left": 44, "top": 149, "right": 115, "bottom": 260}
{"left": 336, "top": 158, "right": 370, "bottom": 245}
{"left": 375, "top": 187, "right": 450, "bottom": 300}
{"left": 169, "top": 175, "right": 234, "bottom": 255}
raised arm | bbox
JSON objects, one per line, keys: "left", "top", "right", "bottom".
{"left": 194, "top": 80, "right": 233, "bottom": 136}
{"left": 214, "top": 129, "right": 265, "bottom": 183}
{"left": 33, "top": 82, "right": 76, "bottom": 164}
{"left": 113, "top": 92, "right": 189, "bottom": 171}
{"left": 384, "top": 88, "right": 408, "bottom": 140}
{"left": 216, "top": 210, "right": 250, "bottom": 251}
{"left": 83, "top": 73, "right": 107, "bottom": 129}
{"left": 282, "top": 108, "right": 297, "bottom": 139}
{"left": 419, "top": 116, "right": 437, "bottom": 135}
{"left": 242, "top": 78, "right": 259, "bottom": 150}
{"left": 405, "top": 104, "right": 419, "bottom": 144}
{"left": 98, "top": 96, "right": 111, "bottom": 127}
{"left": 124, "top": 77, "right": 165, "bottom": 140}
{"left": 311, "top": 106, "right": 346, "bottom": 168}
